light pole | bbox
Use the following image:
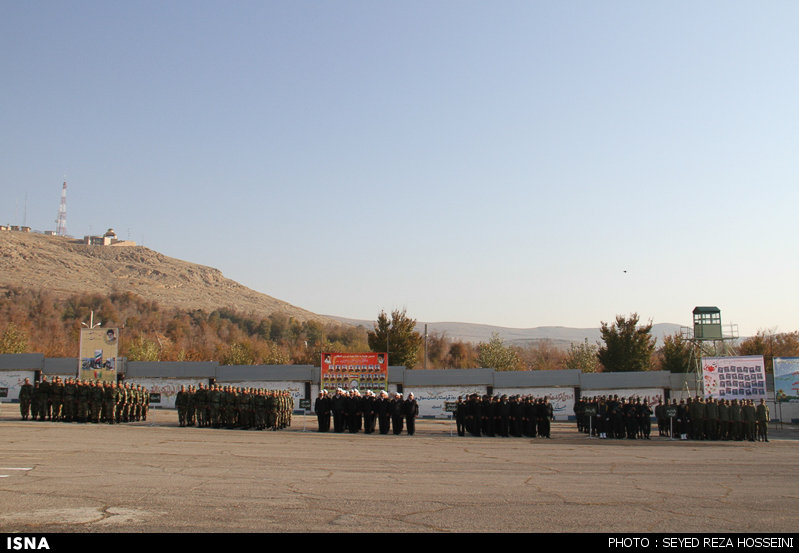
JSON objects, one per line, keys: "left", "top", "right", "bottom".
{"left": 81, "top": 310, "right": 102, "bottom": 329}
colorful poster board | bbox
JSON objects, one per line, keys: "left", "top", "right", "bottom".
{"left": 321, "top": 352, "right": 387, "bottom": 392}
{"left": 774, "top": 357, "right": 799, "bottom": 403}
{"left": 78, "top": 328, "right": 119, "bottom": 382}
{"left": 702, "top": 355, "right": 766, "bottom": 401}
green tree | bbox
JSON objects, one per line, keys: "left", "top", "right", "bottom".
{"left": 367, "top": 309, "right": 423, "bottom": 369}
{"left": 597, "top": 313, "right": 656, "bottom": 372}
{"left": 477, "top": 332, "right": 520, "bottom": 371}
{"left": 659, "top": 332, "right": 694, "bottom": 373}
{"left": 221, "top": 341, "right": 256, "bottom": 366}
{"left": 565, "top": 338, "right": 600, "bottom": 373}
{"left": 302, "top": 320, "right": 325, "bottom": 348}
{"left": 738, "top": 329, "right": 799, "bottom": 373}
{"left": 0, "top": 323, "right": 29, "bottom": 354}
{"left": 126, "top": 334, "right": 161, "bottom": 361}
{"left": 518, "top": 339, "right": 567, "bottom": 371}
{"left": 260, "top": 341, "right": 291, "bottom": 365}
{"left": 447, "top": 341, "right": 477, "bottom": 369}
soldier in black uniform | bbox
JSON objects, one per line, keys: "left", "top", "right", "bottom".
{"left": 315, "top": 390, "right": 331, "bottom": 432}
{"left": 455, "top": 396, "right": 466, "bottom": 437}
{"left": 175, "top": 385, "right": 189, "bottom": 427}
{"left": 610, "top": 397, "right": 625, "bottom": 439}
{"left": 376, "top": 391, "right": 392, "bottom": 435}
{"left": 391, "top": 393, "right": 405, "bottom": 435}
{"left": 331, "top": 389, "right": 347, "bottom": 433}
{"left": 540, "top": 397, "right": 553, "bottom": 438}
{"left": 403, "top": 393, "right": 419, "bottom": 436}
{"left": 677, "top": 399, "right": 689, "bottom": 440}
{"left": 597, "top": 397, "right": 608, "bottom": 439}
{"left": 496, "top": 395, "right": 510, "bottom": 437}
{"left": 362, "top": 390, "right": 377, "bottom": 434}
{"left": 481, "top": 395, "right": 493, "bottom": 437}
{"left": 638, "top": 399, "right": 652, "bottom": 439}
{"left": 347, "top": 389, "right": 363, "bottom": 433}
{"left": 509, "top": 396, "right": 523, "bottom": 437}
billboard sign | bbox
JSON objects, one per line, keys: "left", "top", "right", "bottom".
{"left": 774, "top": 357, "right": 799, "bottom": 403}
{"left": 78, "top": 328, "right": 119, "bottom": 382}
{"left": 702, "top": 355, "right": 766, "bottom": 401}
{"left": 321, "top": 352, "right": 388, "bottom": 392}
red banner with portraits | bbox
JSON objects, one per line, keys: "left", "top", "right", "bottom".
{"left": 321, "top": 352, "right": 388, "bottom": 392}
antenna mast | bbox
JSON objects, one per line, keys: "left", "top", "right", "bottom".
{"left": 56, "top": 180, "right": 68, "bottom": 236}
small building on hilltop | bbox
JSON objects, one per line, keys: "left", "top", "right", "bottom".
{"left": 83, "top": 228, "right": 136, "bottom": 247}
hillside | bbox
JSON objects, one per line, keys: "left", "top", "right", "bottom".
{"left": 0, "top": 231, "right": 334, "bottom": 324}
{"left": 2, "top": 230, "right": 685, "bottom": 348}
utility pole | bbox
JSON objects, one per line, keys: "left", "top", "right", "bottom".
{"left": 424, "top": 323, "right": 428, "bottom": 369}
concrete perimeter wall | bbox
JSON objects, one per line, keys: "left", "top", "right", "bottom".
{"left": 0, "top": 354, "right": 790, "bottom": 421}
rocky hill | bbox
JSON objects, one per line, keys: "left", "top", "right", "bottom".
{"left": 2, "top": 230, "right": 684, "bottom": 347}
{"left": 0, "top": 230, "right": 335, "bottom": 324}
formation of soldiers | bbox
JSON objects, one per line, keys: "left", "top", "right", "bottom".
{"left": 314, "top": 389, "right": 419, "bottom": 435}
{"left": 574, "top": 395, "right": 654, "bottom": 439}
{"left": 174, "top": 384, "right": 293, "bottom": 431}
{"left": 654, "top": 396, "right": 770, "bottom": 442}
{"left": 17, "top": 376, "right": 149, "bottom": 424}
{"left": 454, "top": 394, "right": 554, "bottom": 438}
{"left": 575, "top": 395, "right": 771, "bottom": 442}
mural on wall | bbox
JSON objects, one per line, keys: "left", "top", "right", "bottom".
{"left": 0, "top": 370, "right": 37, "bottom": 402}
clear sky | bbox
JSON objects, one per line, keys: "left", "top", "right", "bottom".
{"left": 1, "top": 1, "right": 797, "bottom": 336}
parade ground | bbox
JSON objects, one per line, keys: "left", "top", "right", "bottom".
{"left": 1, "top": 410, "right": 797, "bottom": 534}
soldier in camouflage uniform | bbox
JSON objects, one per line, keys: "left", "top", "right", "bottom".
{"left": 20, "top": 377, "right": 148, "bottom": 426}
{"left": 142, "top": 386, "right": 150, "bottom": 421}
{"left": 284, "top": 391, "right": 293, "bottom": 429}
{"left": 742, "top": 399, "right": 756, "bottom": 442}
{"left": 103, "top": 382, "right": 116, "bottom": 424}
{"left": 175, "top": 385, "right": 189, "bottom": 427}
{"left": 76, "top": 380, "right": 90, "bottom": 422}
{"left": 19, "top": 378, "right": 34, "bottom": 420}
{"left": 756, "top": 399, "right": 770, "bottom": 442}
{"left": 62, "top": 378, "right": 75, "bottom": 422}
{"left": 90, "top": 380, "right": 104, "bottom": 423}
{"left": 35, "top": 376, "right": 50, "bottom": 421}
{"left": 209, "top": 384, "right": 221, "bottom": 427}
{"left": 221, "top": 386, "right": 233, "bottom": 428}
{"left": 172, "top": 386, "right": 293, "bottom": 432}
{"left": 254, "top": 389, "right": 267, "bottom": 430}
{"left": 729, "top": 399, "right": 743, "bottom": 441}
{"left": 194, "top": 384, "right": 207, "bottom": 427}
{"left": 129, "top": 384, "right": 139, "bottom": 422}
{"left": 50, "top": 376, "right": 64, "bottom": 421}
{"left": 266, "top": 391, "right": 277, "bottom": 430}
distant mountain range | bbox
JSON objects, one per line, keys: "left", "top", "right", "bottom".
{"left": 328, "top": 316, "right": 684, "bottom": 348}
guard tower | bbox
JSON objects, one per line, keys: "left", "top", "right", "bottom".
{"left": 692, "top": 306, "right": 722, "bottom": 340}
{"left": 680, "top": 306, "right": 739, "bottom": 396}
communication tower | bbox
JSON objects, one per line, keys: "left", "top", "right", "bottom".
{"left": 55, "top": 181, "right": 67, "bottom": 236}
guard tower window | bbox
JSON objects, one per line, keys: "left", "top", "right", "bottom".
{"left": 694, "top": 312, "right": 721, "bottom": 325}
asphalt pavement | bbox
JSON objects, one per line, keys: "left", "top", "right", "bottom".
{"left": 0, "top": 409, "right": 797, "bottom": 533}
